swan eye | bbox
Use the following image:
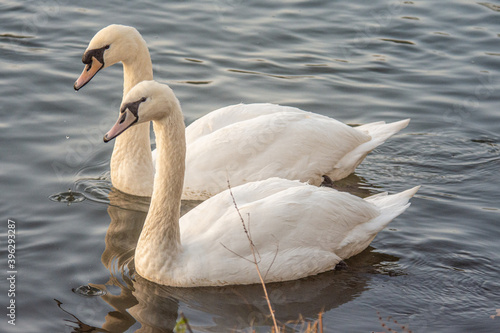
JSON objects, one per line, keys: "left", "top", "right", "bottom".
{"left": 82, "top": 44, "right": 109, "bottom": 65}
{"left": 120, "top": 97, "right": 146, "bottom": 117}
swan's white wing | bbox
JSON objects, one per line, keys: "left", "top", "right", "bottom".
{"left": 154, "top": 103, "right": 300, "bottom": 172}
{"left": 175, "top": 178, "right": 381, "bottom": 286}
{"left": 183, "top": 112, "right": 370, "bottom": 199}
{"left": 186, "top": 103, "right": 304, "bottom": 144}
{"left": 156, "top": 103, "right": 409, "bottom": 200}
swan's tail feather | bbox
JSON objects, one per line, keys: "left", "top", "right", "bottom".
{"left": 351, "top": 118, "right": 410, "bottom": 155}
{"left": 335, "top": 186, "right": 419, "bottom": 260}
{"left": 355, "top": 118, "right": 410, "bottom": 144}
{"left": 328, "top": 119, "right": 410, "bottom": 180}
{"left": 364, "top": 185, "right": 420, "bottom": 233}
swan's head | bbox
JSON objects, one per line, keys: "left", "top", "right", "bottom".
{"left": 104, "top": 80, "right": 179, "bottom": 142}
{"left": 74, "top": 24, "right": 147, "bottom": 91}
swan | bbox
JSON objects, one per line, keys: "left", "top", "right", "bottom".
{"left": 102, "top": 80, "right": 419, "bottom": 287}
{"left": 76, "top": 24, "right": 410, "bottom": 200}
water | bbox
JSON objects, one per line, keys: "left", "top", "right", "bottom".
{"left": 1, "top": 0, "right": 499, "bottom": 332}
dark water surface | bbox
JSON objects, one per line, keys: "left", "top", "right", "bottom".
{"left": 1, "top": 0, "right": 500, "bottom": 332}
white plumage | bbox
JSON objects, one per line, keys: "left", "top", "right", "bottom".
{"left": 173, "top": 178, "right": 418, "bottom": 286}
{"left": 103, "top": 80, "right": 419, "bottom": 287}
{"left": 77, "top": 24, "right": 410, "bottom": 200}
{"left": 182, "top": 103, "right": 409, "bottom": 199}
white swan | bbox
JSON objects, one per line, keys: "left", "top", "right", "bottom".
{"left": 76, "top": 24, "right": 410, "bottom": 200}
{"left": 103, "top": 80, "right": 419, "bottom": 287}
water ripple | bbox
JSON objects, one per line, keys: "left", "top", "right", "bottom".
{"left": 0, "top": 33, "right": 34, "bottom": 39}
{"left": 478, "top": 2, "right": 500, "bottom": 12}
{"left": 227, "top": 68, "right": 315, "bottom": 80}
{"left": 74, "top": 173, "right": 112, "bottom": 205}
{"left": 49, "top": 189, "right": 86, "bottom": 205}
{"left": 380, "top": 38, "right": 416, "bottom": 45}
{"left": 360, "top": 129, "right": 500, "bottom": 187}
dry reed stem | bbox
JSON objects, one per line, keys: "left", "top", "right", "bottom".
{"left": 226, "top": 180, "right": 280, "bottom": 332}
{"left": 179, "top": 311, "right": 193, "bottom": 333}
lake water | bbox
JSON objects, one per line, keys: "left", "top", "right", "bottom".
{"left": 1, "top": 0, "right": 499, "bottom": 332}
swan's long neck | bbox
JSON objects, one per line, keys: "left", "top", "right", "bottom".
{"left": 110, "top": 40, "right": 155, "bottom": 197}
{"left": 135, "top": 101, "right": 186, "bottom": 276}
{"left": 122, "top": 44, "right": 153, "bottom": 96}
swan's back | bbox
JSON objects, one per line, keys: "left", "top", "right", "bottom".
{"left": 183, "top": 110, "right": 371, "bottom": 199}
{"left": 142, "top": 179, "right": 418, "bottom": 287}
{"left": 150, "top": 102, "right": 411, "bottom": 200}
{"left": 186, "top": 103, "right": 299, "bottom": 143}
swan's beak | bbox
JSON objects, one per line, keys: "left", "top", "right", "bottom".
{"left": 103, "top": 109, "right": 138, "bottom": 142}
{"left": 74, "top": 57, "right": 103, "bottom": 91}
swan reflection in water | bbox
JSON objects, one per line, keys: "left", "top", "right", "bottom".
{"left": 61, "top": 176, "right": 402, "bottom": 332}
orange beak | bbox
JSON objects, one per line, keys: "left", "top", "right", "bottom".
{"left": 103, "top": 108, "right": 138, "bottom": 143}
{"left": 73, "top": 56, "right": 104, "bottom": 91}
